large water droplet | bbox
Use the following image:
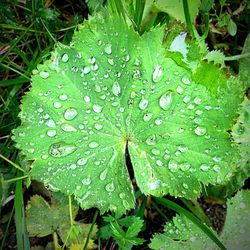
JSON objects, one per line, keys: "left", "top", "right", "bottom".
{"left": 168, "top": 159, "right": 179, "bottom": 172}
{"left": 64, "top": 108, "right": 78, "bottom": 120}
{"left": 152, "top": 65, "right": 163, "bottom": 83}
{"left": 39, "top": 71, "right": 49, "bottom": 79}
{"left": 61, "top": 53, "right": 69, "bottom": 62}
{"left": 139, "top": 98, "right": 149, "bottom": 110}
{"left": 146, "top": 134, "right": 156, "bottom": 145}
{"left": 49, "top": 142, "right": 76, "bottom": 158}
{"left": 61, "top": 123, "right": 77, "bottom": 132}
{"left": 105, "top": 181, "right": 115, "bottom": 192}
{"left": 93, "top": 104, "right": 103, "bottom": 113}
{"left": 77, "top": 158, "right": 88, "bottom": 165}
{"left": 104, "top": 44, "right": 112, "bottom": 54}
{"left": 100, "top": 168, "right": 108, "bottom": 180}
{"left": 159, "top": 91, "right": 173, "bottom": 110}
{"left": 194, "top": 126, "right": 207, "bottom": 136}
{"left": 112, "top": 82, "right": 121, "bottom": 96}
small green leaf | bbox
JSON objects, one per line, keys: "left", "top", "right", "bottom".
{"left": 13, "top": 10, "right": 244, "bottom": 214}
{"left": 227, "top": 18, "right": 237, "bottom": 36}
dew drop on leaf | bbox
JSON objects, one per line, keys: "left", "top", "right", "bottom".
{"left": 47, "top": 130, "right": 57, "bottom": 137}
{"left": 93, "top": 104, "right": 103, "bottom": 113}
{"left": 84, "top": 96, "right": 91, "bottom": 103}
{"left": 100, "top": 168, "right": 108, "bottom": 181}
{"left": 59, "top": 94, "right": 68, "bottom": 101}
{"left": 181, "top": 77, "right": 191, "bottom": 85}
{"left": 108, "top": 58, "right": 115, "bottom": 65}
{"left": 82, "top": 177, "right": 91, "bottom": 185}
{"left": 176, "top": 86, "right": 184, "bottom": 94}
{"left": 168, "top": 159, "right": 179, "bottom": 172}
{"left": 194, "top": 126, "right": 207, "bottom": 136}
{"left": 45, "top": 119, "right": 56, "bottom": 128}
{"left": 39, "top": 71, "right": 49, "bottom": 79}
{"left": 61, "top": 123, "right": 77, "bottom": 132}
{"left": 88, "top": 142, "right": 99, "bottom": 148}
{"left": 105, "top": 181, "right": 115, "bottom": 192}
{"left": 152, "top": 64, "right": 163, "bottom": 83}
{"left": 146, "top": 134, "right": 156, "bottom": 145}
{"left": 49, "top": 142, "right": 76, "bottom": 158}
{"left": 200, "top": 164, "right": 210, "bottom": 171}
{"left": 94, "top": 123, "right": 103, "bottom": 130}
{"left": 159, "top": 91, "right": 173, "bottom": 110}
{"left": 180, "top": 162, "right": 191, "bottom": 171}
{"left": 104, "top": 43, "right": 112, "bottom": 54}
{"left": 53, "top": 102, "right": 62, "bottom": 109}
{"left": 64, "top": 108, "right": 78, "bottom": 120}
{"left": 139, "top": 98, "right": 149, "bottom": 110}
{"left": 143, "top": 113, "right": 153, "bottom": 122}
{"left": 112, "top": 82, "right": 121, "bottom": 96}
{"left": 77, "top": 157, "right": 88, "bottom": 166}
{"left": 156, "top": 159, "right": 163, "bottom": 166}
{"left": 61, "top": 53, "right": 69, "bottom": 62}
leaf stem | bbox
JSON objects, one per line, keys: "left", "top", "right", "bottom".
{"left": 154, "top": 196, "right": 226, "bottom": 250}
{"left": 201, "top": 12, "right": 210, "bottom": 40}
{"left": 225, "top": 53, "right": 250, "bottom": 61}
{"left": 0, "top": 153, "right": 26, "bottom": 172}
{"left": 83, "top": 209, "right": 99, "bottom": 250}
{"left": 68, "top": 195, "right": 74, "bottom": 226}
{"left": 182, "top": 0, "right": 194, "bottom": 37}
{"left": 4, "top": 175, "right": 28, "bottom": 183}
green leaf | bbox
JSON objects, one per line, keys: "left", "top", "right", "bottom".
{"left": 149, "top": 190, "right": 250, "bottom": 250}
{"left": 13, "top": 10, "right": 244, "bottom": 214}
{"left": 26, "top": 194, "right": 78, "bottom": 237}
{"left": 154, "top": 0, "right": 201, "bottom": 23}
{"left": 227, "top": 18, "right": 237, "bottom": 36}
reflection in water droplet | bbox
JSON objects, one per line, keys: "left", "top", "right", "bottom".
{"left": 100, "top": 168, "right": 108, "bottom": 180}
{"left": 139, "top": 98, "right": 148, "bottom": 110}
{"left": 93, "top": 104, "right": 103, "bottom": 113}
{"left": 194, "top": 126, "right": 207, "bottom": 136}
{"left": 47, "top": 130, "right": 57, "bottom": 137}
{"left": 143, "top": 113, "right": 153, "bottom": 122}
{"left": 159, "top": 91, "right": 173, "bottom": 110}
{"left": 61, "top": 53, "right": 69, "bottom": 62}
{"left": 39, "top": 71, "right": 49, "bottom": 79}
{"left": 82, "top": 177, "right": 91, "bottom": 185}
{"left": 105, "top": 181, "right": 115, "bottom": 192}
{"left": 146, "top": 134, "right": 156, "bottom": 145}
{"left": 168, "top": 160, "right": 179, "bottom": 172}
{"left": 200, "top": 164, "right": 210, "bottom": 171}
{"left": 64, "top": 108, "right": 78, "bottom": 120}
{"left": 61, "top": 123, "right": 77, "bottom": 132}
{"left": 180, "top": 162, "right": 190, "bottom": 171}
{"left": 49, "top": 142, "right": 76, "bottom": 158}
{"left": 104, "top": 44, "right": 112, "bottom": 54}
{"left": 59, "top": 94, "right": 68, "bottom": 101}
{"left": 54, "top": 102, "right": 62, "bottom": 108}
{"left": 112, "top": 82, "right": 121, "bottom": 96}
{"left": 152, "top": 65, "right": 163, "bottom": 83}
{"left": 181, "top": 77, "right": 191, "bottom": 85}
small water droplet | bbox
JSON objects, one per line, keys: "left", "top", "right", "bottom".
{"left": 178, "top": 145, "right": 188, "bottom": 152}
{"left": 49, "top": 142, "right": 76, "bottom": 157}
{"left": 183, "top": 96, "right": 191, "bottom": 103}
{"left": 152, "top": 65, "right": 163, "bottom": 83}
{"left": 139, "top": 98, "right": 149, "bottom": 110}
{"left": 89, "top": 56, "right": 96, "bottom": 64}
{"left": 154, "top": 119, "right": 162, "bottom": 125}
{"left": 105, "top": 181, "right": 115, "bottom": 192}
{"left": 159, "top": 91, "right": 173, "bottom": 110}
{"left": 151, "top": 149, "right": 160, "bottom": 155}
{"left": 64, "top": 108, "right": 78, "bottom": 120}
{"left": 100, "top": 168, "right": 108, "bottom": 180}
{"left": 83, "top": 66, "right": 90, "bottom": 75}
{"left": 181, "top": 77, "right": 191, "bottom": 85}
{"left": 94, "top": 124, "right": 103, "bottom": 130}
{"left": 61, "top": 53, "right": 69, "bottom": 62}
{"left": 180, "top": 162, "right": 190, "bottom": 171}
{"left": 84, "top": 96, "right": 91, "bottom": 103}
{"left": 47, "top": 130, "right": 57, "bottom": 137}
{"left": 104, "top": 44, "right": 112, "bottom": 54}
{"left": 119, "top": 192, "right": 126, "bottom": 199}
{"left": 53, "top": 102, "right": 62, "bottom": 109}
{"left": 59, "top": 94, "right": 68, "bottom": 101}
{"left": 212, "top": 165, "right": 221, "bottom": 172}
{"left": 39, "top": 71, "right": 49, "bottom": 79}
{"left": 143, "top": 113, "right": 153, "bottom": 122}
{"left": 194, "top": 126, "right": 207, "bottom": 136}
{"left": 168, "top": 159, "right": 179, "bottom": 172}
{"left": 183, "top": 183, "right": 189, "bottom": 189}
{"left": 61, "top": 123, "right": 77, "bottom": 132}
{"left": 112, "top": 82, "right": 121, "bottom": 96}
{"left": 82, "top": 177, "right": 91, "bottom": 185}
{"left": 89, "top": 142, "right": 99, "bottom": 148}
{"left": 108, "top": 58, "right": 115, "bottom": 65}
{"left": 146, "top": 134, "right": 156, "bottom": 145}
{"left": 156, "top": 160, "right": 163, "bottom": 166}
{"left": 45, "top": 119, "right": 56, "bottom": 128}
{"left": 176, "top": 86, "right": 184, "bottom": 94}
{"left": 200, "top": 164, "right": 210, "bottom": 171}
{"left": 93, "top": 104, "right": 103, "bottom": 113}
{"left": 77, "top": 158, "right": 88, "bottom": 165}
{"left": 194, "top": 97, "right": 202, "bottom": 105}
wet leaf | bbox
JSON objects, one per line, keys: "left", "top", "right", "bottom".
{"left": 13, "top": 10, "right": 244, "bottom": 214}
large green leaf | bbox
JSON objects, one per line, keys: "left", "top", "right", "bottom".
{"left": 149, "top": 190, "right": 250, "bottom": 249}
{"left": 13, "top": 10, "right": 244, "bottom": 214}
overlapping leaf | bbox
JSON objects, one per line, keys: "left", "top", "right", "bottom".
{"left": 149, "top": 190, "right": 250, "bottom": 250}
{"left": 13, "top": 10, "right": 244, "bottom": 213}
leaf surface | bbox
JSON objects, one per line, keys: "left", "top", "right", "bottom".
{"left": 13, "top": 11, "right": 244, "bottom": 213}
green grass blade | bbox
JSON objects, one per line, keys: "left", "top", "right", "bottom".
{"left": 182, "top": 0, "right": 194, "bottom": 37}
{"left": 154, "top": 196, "right": 226, "bottom": 250}
{"left": 0, "top": 77, "right": 29, "bottom": 87}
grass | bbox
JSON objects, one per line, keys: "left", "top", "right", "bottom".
{"left": 0, "top": 0, "right": 249, "bottom": 249}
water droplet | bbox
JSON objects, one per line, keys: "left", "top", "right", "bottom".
{"left": 112, "top": 82, "right": 121, "bottom": 96}
{"left": 100, "top": 168, "right": 108, "bottom": 180}
{"left": 183, "top": 183, "right": 189, "bottom": 189}
{"left": 143, "top": 113, "right": 153, "bottom": 121}
{"left": 105, "top": 181, "right": 115, "bottom": 192}
{"left": 89, "top": 142, "right": 99, "bottom": 148}
{"left": 53, "top": 102, "right": 62, "bottom": 108}
{"left": 212, "top": 156, "right": 221, "bottom": 163}
{"left": 104, "top": 44, "right": 112, "bottom": 54}
{"left": 84, "top": 96, "right": 91, "bottom": 103}
{"left": 77, "top": 158, "right": 88, "bottom": 165}
{"left": 108, "top": 58, "right": 114, "bottom": 65}
{"left": 59, "top": 94, "right": 68, "bottom": 101}
{"left": 156, "top": 160, "right": 163, "bottom": 166}
{"left": 82, "top": 177, "right": 91, "bottom": 185}
{"left": 47, "top": 130, "right": 57, "bottom": 137}
{"left": 119, "top": 192, "right": 126, "bottom": 199}
{"left": 200, "top": 164, "right": 210, "bottom": 171}
{"left": 212, "top": 165, "right": 221, "bottom": 172}
{"left": 139, "top": 98, "right": 148, "bottom": 110}
{"left": 181, "top": 77, "right": 191, "bottom": 85}
{"left": 151, "top": 149, "right": 160, "bottom": 155}
{"left": 239, "top": 202, "right": 246, "bottom": 209}
{"left": 180, "top": 162, "right": 190, "bottom": 171}
{"left": 132, "top": 69, "right": 141, "bottom": 79}
{"left": 122, "top": 54, "right": 130, "bottom": 62}
{"left": 152, "top": 65, "right": 163, "bottom": 83}
{"left": 146, "top": 134, "right": 156, "bottom": 145}
{"left": 39, "top": 71, "right": 49, "bottom": 79}
{"left": 194, "top": 97, "right": 202, "bottom": 105}
{"left": 91, "top": 63, "right": 99, "bottom": 71}
{"left": 178, "top": 145, "right": 188, "bottom": 152}
{"left": 93, "top": 104, "right": 103, "bottom": 113}
{"left": 159, "top": 91, "right": 173, "bottom": 110}
{"left": 45, "top": 119, "right": 56, "bottom": 128}
{"left": 168, "top": 160, "right": 179, "bottom": 172}
{"left": 176, "top": 86, "right": 184, "bottom": 94}
{"left": 89, "top": 56, "right": 96, "bottom": 64}
{"left": 83, "top": 66, "right": 90, "bottom": 75}
{"left": 61, "top": 53, "right": 69, "bottom": 62}
{"left": 18, "top": 132, "right": 26, "bottom": 137}
{"left": 64, "top": 108, "right": 78, "bottom": 120}
{"left": 49, "top": 142, "right": 76, "bottom": 157}
{"left": 61, "top": 123, "right": 77, "bottom": 132}
{"left": 154, "top": 119, "right": 162, "bottom": 125}
{"left": 183, "top": 96, "right": 191, "bottom": 103}
{"left": 194, "top": 126, "right": 207, "bottom": 136}
{"left": 94, "top": 124, "right": 103, "bottom": 130}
